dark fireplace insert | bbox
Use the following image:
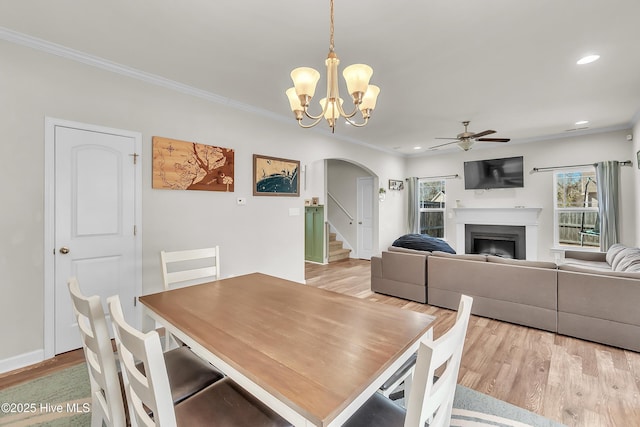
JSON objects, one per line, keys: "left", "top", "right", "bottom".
{"left": 465, "top": 224, "right": 526, "bottom": 259}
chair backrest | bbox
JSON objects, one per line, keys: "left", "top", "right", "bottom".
{"left": 67, "top": 278, "right": 126, "bottom": 427}
{"left": 160, "top": 246, "right": 220, "bottom": 290}
{"left": 108, "top": 294, "right": 176, "bottom": 427}
{"left": 403, "top": 294, "right": 473, "bottom": 427}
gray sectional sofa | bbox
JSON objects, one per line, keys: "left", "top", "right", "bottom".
{"left": 428, "top": 252, "right": 559, "bottom": 333}
{"left": 371, "top": 246, "right": 429, "bottom": 303}
{"left": 370, "top": 243, "right": 640, "bottom": 352}
{"left": 557, "top": 246, "right": 640, "bottom": 352}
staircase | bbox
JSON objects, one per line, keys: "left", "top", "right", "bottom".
{"left": 328, "top": 232, "right": 351, "bottom": 262}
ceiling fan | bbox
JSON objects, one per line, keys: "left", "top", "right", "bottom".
{"left": 429, "top": 121, "right": 511, "bottom": 151}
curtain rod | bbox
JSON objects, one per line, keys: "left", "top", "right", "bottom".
{"left": 406, "top": 174, "right": 459, "bottom": 180}
{"left": 532, "top": 160, "right": 632, "bottom": 172}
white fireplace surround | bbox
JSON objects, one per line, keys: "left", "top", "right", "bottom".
{"left": 453, "top": 207, "right": 542, "bottom": 260}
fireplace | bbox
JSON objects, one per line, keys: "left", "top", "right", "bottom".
{"left": 453, "top": 207, "right": 542, "bottom": 261}
{"left": 465, "top": 224, "right": 526, "bottom": 259}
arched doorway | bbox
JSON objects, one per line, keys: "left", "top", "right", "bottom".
{"left": 306, "top": 158, "right": 379, "bottom": 262}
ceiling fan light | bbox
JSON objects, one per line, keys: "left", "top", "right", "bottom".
{"left": 343, "top": 64, "right": 373, "bottom": 99}
{"left": 291, "top": 67, "right": 321, "bottom": 99}
{"left": 458, "top": 139, "right": 473, "bottom": 151}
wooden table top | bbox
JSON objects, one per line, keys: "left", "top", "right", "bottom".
{"left": 139, "top": 272, "right": 434, "bottom": 426}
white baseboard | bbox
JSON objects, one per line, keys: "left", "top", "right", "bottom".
{"left": 0, "top": 349, "right": 45, "bottom": 374}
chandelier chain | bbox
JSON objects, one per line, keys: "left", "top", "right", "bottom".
{"left": 329, "top": 0, "right": 335, "bottom": 53}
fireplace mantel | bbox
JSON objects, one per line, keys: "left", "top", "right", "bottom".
{"left": 453, "top": 207, "right": 542, "bottom": 260}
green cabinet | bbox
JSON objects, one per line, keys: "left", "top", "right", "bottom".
{"left": 305, "top": 206, "right": 324, "bottom": 263}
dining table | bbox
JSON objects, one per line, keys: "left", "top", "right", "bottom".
{"left": 138, "top": 272, "right": 435, "bottom": 427}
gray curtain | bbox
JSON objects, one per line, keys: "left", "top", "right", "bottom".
{"left": 596, "top": 161, "right": 620, "bottom": 251}
{"left": 407, "top": 177, "right": 420, "bottom": 234}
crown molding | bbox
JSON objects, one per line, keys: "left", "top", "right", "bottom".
{"left": 0, "top": 26, "right": 400, "bottom": 157}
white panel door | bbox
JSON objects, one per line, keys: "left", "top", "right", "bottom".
{"left": 54, "top": 125, "right": 138, "bottom": 354}
{"left": 357, "top": 177, "right": 374, "bottom": 260}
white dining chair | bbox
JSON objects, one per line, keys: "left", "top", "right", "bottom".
{"left": 343, "top": 294, "right": 473, "bottom": 427}
{"left": 160, "top": 246, "right": 220, "bottom": 349}
{"left": 160, "top": 246, "right": 220, "bottom": 290}
{"left": 68, "top": 278, "right": 224, "bottom": 423}
{"left": 107, "top": 294, "right": 292, "bottom": 427}
{"left": 68, "top": 278, "right": 127, "bottom": 427}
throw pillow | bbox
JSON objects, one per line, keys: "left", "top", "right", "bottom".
{"left": 612, "top": 247, "right": 636, "bottom": 271}
{"left": 606, "top": 243, "right": 627, "bottom": 266}
{"left": 392, "top": 234, "right": 456, "bottom": 254}
{"left": 614, "top": 249, "right": 640, "bottom": 272}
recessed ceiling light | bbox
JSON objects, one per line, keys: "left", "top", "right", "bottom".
{"left": 413, "top": 146, "right": 422, "bottom": 150}
{"left": 577, "top": 54, "right": 600, "bottom": 65}
{"left": 575, "top": 120, "right": 589, "bottom": 125}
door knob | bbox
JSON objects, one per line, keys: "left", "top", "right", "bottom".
{"left": 59, "top": 247, "right": 70, "bottom": 254}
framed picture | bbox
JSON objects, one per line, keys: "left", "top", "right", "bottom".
{"left": 389, "top": 179, "right": 404, "bottom": 191}
{"left": 152, "top": 136, "right": 234, "bottom": 192}
{"left": 253, "top": 154, "right": 300, "bottom": 196}
{"left": 637, "top": 150, "right": 640, "bottom": 169}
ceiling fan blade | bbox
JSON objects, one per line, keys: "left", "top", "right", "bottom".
{"left": 429, "top": 140, "right": 460, "bottom": 150}
{"left": 470, "top": 130, "right": 496, "bottom": 138}
{"left": 476, "top": 138, "right": 510, "bottom": 143}
{"left": 434, "top": 137, "right": 459, "bottom": 140}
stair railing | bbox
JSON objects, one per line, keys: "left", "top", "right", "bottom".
{"left": 327, "top": 192, "right": 354, "bottom": 224}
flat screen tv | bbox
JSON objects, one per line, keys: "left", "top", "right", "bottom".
{"left": 464, "top": 156, "right": 524, "bottom": 190}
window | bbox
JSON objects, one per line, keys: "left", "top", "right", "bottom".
{"left": 554, "top": 168, "right": 599, "bottom": 248}
{"left": 418, "top": 179, "right": 445, "bottom": 238}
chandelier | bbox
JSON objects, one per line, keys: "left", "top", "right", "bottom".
{"left": 285, "top": 0, "right": 380, "bottom": 132}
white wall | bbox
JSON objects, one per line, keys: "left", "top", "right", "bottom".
{"left": 406, "top": 130, "right": 637, "bottom": 261}
{"left": 0, "top": 40, "right": 406, "bottom": 365}
{"left": 633, "top": 121, "right": 640, "bottom": 245}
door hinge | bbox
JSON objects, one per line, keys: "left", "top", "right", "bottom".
{"left": 134, "top": 296, "right": 137, "bottom": 307}
{"left": 130, "top": 153, "right": 139, "bottom": 164}
{"left": 134, "top": 225, "right": 137, "bottom": 236}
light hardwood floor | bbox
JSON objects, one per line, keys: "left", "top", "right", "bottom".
{"left": 2, "top": 259, "right": 639, "bottom": 426}
{"left": 306, "top": 259, "right": 640, "bottom": 427}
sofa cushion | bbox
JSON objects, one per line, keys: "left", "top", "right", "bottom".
{"left": 614, "top": 248, "right": 640, "bottom": 272}
{"left": 606, "top": 243, "right": 627, "bottom": 266}
{"left": 431, "top": 251, "right": 487, "bottom": 262}
{"left": 486, "top": 256, "right": 557, "bottom": 269}
{"left": 392, "top": 234, "right": 455, "bottom": 254}
{"left": 558, "top": 264, "right": 640, "bottom": 279}
{"left": 561, "top": 259, "right": 611, "bottom": 271}
{"left": 388, "top": 246, "right": 431, "bottom": 255}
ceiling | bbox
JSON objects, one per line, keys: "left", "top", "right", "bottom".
{"left": 2, "top": 0, "right": 639, "bottom": 156}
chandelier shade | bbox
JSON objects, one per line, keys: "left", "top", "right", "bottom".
{"left": 285, "top": 0, "right": 379, "bottom": 132}
{"left": 343, "top": 64, "right": 373, "bottom": 99}
{"left": 290, "top": 67, "right": 321, "bottom": 100}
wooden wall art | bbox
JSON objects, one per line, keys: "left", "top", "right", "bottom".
{"left": 152, "top": 136, "right": 234, "bottom": 191}
{"left": 253, "top": 154, "right": 300, "bottom": 196}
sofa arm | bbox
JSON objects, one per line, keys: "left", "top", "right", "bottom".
{"left": 380, "top": 251, "right": 428, "bottom": 285}
{"left": 564, "top": 250, "right": 606, "bottom": 263}
{"left": 371, "top": 256, "right": 383, "bottom": 279}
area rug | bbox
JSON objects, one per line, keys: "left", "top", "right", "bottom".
{"left": 0, "top": 363, "right": 90, "bottom": 426}
{"left": 390, "top": 383, "right": 566, "bottom": 427}
{"left": 0, "top": 363, "right": 565, "bottom": 426}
